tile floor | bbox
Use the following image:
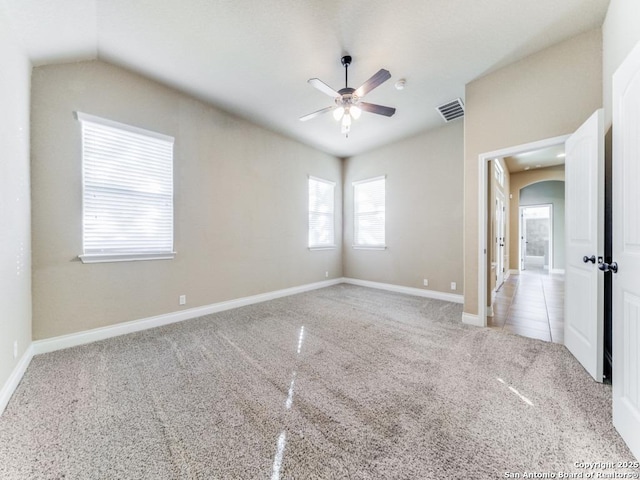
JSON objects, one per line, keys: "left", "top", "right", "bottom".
{"left": 488, "top": 269, "right": 564, "bottom": 343}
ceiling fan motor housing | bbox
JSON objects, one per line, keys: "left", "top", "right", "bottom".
{"left": 336, "top": 88, "right": 359, "bottom": 107}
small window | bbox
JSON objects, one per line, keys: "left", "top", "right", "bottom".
{"left": 77, "top": 112, "right": 175, "bottom": 263}
{"left": 353, "top": 176, "right": 386, "bottom": 249}
{"left": 494, "top": 160, "right": 505, "bottom": 188}
{"left": 308, "top": 176, "right": 335, "bottom": 249}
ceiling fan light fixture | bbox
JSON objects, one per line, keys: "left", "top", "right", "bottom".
{"left": 301, "top": 56, "right": 396, "bottom": 135}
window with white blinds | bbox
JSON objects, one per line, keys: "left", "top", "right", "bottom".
{"left": 308, "top": 176, "right": 335, "bottom": 248}
{"left": 353, "top": 176, "right": 386, "bottom": 249}
{"left": 77, "top": 112, "right": 175, "bottom": 263}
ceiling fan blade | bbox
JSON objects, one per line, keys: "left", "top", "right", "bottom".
{"left": 359, "top": 102, "right": 396, "bottom": 117}
{"left": 299, "top": 105, "right": 335, "bottom": 122}
{"left": 354, "top": 69, "right": 391, "bottom": 97}
{"left": 308, "top": 78, "right": 340, "bottom": 97}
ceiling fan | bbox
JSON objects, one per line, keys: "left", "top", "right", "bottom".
{"left": 300, "top": 55, "right": 396, "bottom": 135}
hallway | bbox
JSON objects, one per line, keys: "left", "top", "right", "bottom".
{"left": 488, "top": 270, "right": 564, "bottom": 343}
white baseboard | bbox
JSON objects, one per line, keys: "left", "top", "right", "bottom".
{"left": 0, "top": 344, "right": 34, "bottom": 415}
{"left": 509, "top": 269, "right": 520, "bottom": 275}
{"left": 30, "top": 276, "right": 465, "bottom": 357}
{"left": 32, "top": 278, "right": 343, "bottom": 356}
{"left": 342, "top": 278, "right": 464, "bottom": 304}
{"left": 462, "top": 312, "right": 484, "bottom": 327}
{"left": 550, "top": 268, "right": 565, "bottom": 274}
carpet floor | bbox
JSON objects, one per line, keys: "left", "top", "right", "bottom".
{"left": 0, "top": 284, "right": 636, "bottom": 479}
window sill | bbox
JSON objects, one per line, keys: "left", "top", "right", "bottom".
{"left": 352, "top": 245, "right": 387, "bottom": 250}
{"left": 79, "top": 252, "right": 176, "bottom": 264}
{"left": 308, "top": 245, "right": 337, "bottom": 251}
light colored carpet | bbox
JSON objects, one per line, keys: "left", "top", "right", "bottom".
{"left": 0, "top": 284, "right": 636, "bottom": 479}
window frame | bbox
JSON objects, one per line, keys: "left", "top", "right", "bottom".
{"left": 352, "top": 175, "right": 386, "bottom": 250}
{"left": 76, "top": 112, "right": 176, "bottom": 264}
{"left": 308, "top": 175, "right": 336, "bottom": 250}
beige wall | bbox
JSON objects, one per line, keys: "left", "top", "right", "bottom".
{"left": 0, "top": 9, "right": 32, "bottom": 397}
{"left": 508, "top": 165, "right": 565, "bottom": 271}
{"left": 603, "top": 0, "right": 640, "bottom": 128}
{"left": 463, "top": 28, "right": 603, "bottom": 317}
{"left": 343, "top": 122, "right": 464, "bottom": 295}
{"left": 31, "top": 60, "right": 342, "bottom": 340}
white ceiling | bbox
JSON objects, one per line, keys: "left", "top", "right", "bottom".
{"left": 504, "top": 144, "right": 566, "bottom": 173}
{"left": 1, "top": 0, "right": 609, "bottom": 157}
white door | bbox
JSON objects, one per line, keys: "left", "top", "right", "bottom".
{"left": 564, "top": 109, "right": 604, "bottom": 382}
{"left": 495, "top": 191, "right": 505, "bottom": 287}
{"left": 520, "top": 207, "right": 528, "bottom": 270}
{"left": 612, "top": 39, "right": 640, "bottom": 460}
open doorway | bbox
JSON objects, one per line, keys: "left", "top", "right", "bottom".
{"left": 520, "top": 204, "right": 552, "bottom": 272}
{"left": 518, "top": 180, "right": 566, "bottom": 274}
{"left": 480, "top": 141, "right": 567, "bottom": 343}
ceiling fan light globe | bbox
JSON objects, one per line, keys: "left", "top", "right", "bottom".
{"left": 350, "top": 105, "right": 362, "bottom": 119}
{"left": 333, "top": 106, "right": 345, "bottom": 121}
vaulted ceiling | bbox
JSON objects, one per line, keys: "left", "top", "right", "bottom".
{"left": 1, "top": 0, "right": 609, "bottom": 157}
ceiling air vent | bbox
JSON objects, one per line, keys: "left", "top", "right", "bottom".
{"left": 436, "top": 98, "right": 464, "bottom": 122}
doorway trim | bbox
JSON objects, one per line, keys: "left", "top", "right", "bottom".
{"left": 519, "top": 203, "right": 553, "bottom": 272}
{"left": 477, "top": 134, "right": 569, "bottom": 327}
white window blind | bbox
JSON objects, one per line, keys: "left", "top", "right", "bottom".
{"left": 77, "top": 112, "right": 175, "bottom": 263}
{"left": 353, "top": 176, "right": 386, "bottom": 248}
{"left": 308, "top": 176, "right": 335, "bottom": 248}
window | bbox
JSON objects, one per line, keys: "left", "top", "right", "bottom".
{"left": 353, "top": 176, "right": 386, "bottom": 249}
{"left": 494, "top": 159, "right": 505, "bottom": 187}
{"left": 77, "top": 112, "right": 175, "bottom": 263}
{"left": 308, "top": 176, "right": 335, "bottom": 249}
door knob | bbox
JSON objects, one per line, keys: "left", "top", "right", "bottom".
{"left": 598, "top": 261, "right": 618, "bottom": 274}
{"left": 583, "top": 255, "right": 596, "bottom": 264}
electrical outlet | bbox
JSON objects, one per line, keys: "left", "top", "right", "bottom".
{"left": 13, "top": 340, "right": 18, "bottom": 359}
{"left": 450, "top": 282, "right": 457, "bottom": 291}
{"left": 423, "top": 279, "right": 429, "bottom": 287}
{"left": 325, "top": 271, "right": 329, "bottom": 278}
{"left": 179, "top": 295, "right": 186, "bottom": 305}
